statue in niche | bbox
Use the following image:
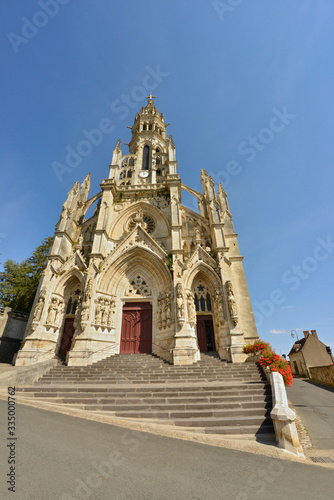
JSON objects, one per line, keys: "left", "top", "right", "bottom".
{"left": 81, "top": 302, "right": 90, "bottom": 324}
{"left": 187, "top": 292, "right": 196, "bottom": 327}
{"left": 95, "top": 297, "right": 103, "bottom": 325}
{"left": 33, "top": 288, "right": 46, "bottom": 322}
{"left": 107, "top": 297, "right": 116, "bottom": 327}
{"left": 46, "top": 297, "right": 63, "bottom": 327}
{"left": 157, "top": 293, "right": 162, "bottom": 330}
{"left": 80, "top": 279, "right": 92, "bottom": 329}
{"left": 176, "top": 283, "right": 185, "bottom": 326}
{"left": 100, "top": 298, "right": 108, "bottom": 326}
{"left": 85, "top": 278, "right": 92, "bottom": 301}
{"left": 165, "top": 293, "right": 172, "bottom": 328}
{"left": 55, "top": 299, "right": 64, "bottom": 328}
{"left": 46, "top": 297, "right": 58, "bottom": 326}
{"left": 161, "top": 296, "right": 167, "bottom": 328}
{"left": 226, "top": 281, "right": 238, "bottom": 325}
{"left": 213, "top": 290, "right": 226, "bottom": 325}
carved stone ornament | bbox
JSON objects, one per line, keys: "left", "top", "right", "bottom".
{"left": 94, "top": 296, "right": 116, "bottom": 330}
{"left": 157, "top": 292, "right": 172, "bottom": 330}
{"left": 225, "top": 280, "right": 238, "bottom": 326}
{"left": 46, "top": 297, "right": 64, "bottom": 329}
{"left": 176, "top": 283, "right": 185, "bottom": 326}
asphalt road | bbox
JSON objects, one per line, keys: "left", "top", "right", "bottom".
{"left": 0, "top": 400, "right": 333, "bottom": 500}
{"left": 287, "top": 378, "right": 334, "bottom": 449}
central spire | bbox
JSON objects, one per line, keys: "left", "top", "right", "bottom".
{"left": 109, "top": 96, "right": 177, "bottom": 187}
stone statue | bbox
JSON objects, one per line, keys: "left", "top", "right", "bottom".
{"left": 85, "top": 278, "right": 92, "bottom": 302}
{"left": 55, "top": 299, "right": 64, "bottom": 327}
{"left": 33, "top": 291, "right": 46, "bottom": 322}
{"left": 187, "top": 292, "right": 196, "bottom": 327}
{"left": 165, "top": 293, "right": 172, "bottom": 328}
{"left": 176, "top": 283, "right": 185, "bottom": 326}
{"left": 46, "top": 297, "right": 58, "bottom": 326}
{"left": 161, "top": 296, "right": 167, "bottom": 328}
{"left": 213, "top": 290, "right": 226, "bottom": 325}
{"left": 226, "top": 281, "right": 238, "bottom": 325}
{"left": 95, "top": 298, "right": 103, "bottom": 325}
{"left": 107, "top": 297, "right": 116, "bottom": 328}
{"left": 157, "top": 293, "right": 162, "bottom": 330}
{"left": 81, "top": 302, "right": 89, "bottom": 323}
{"left": 100, "top": 298, "right": 107, "bottom": 326}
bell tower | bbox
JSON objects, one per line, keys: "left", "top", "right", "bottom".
{"left": 109, "top": 94, "right": 176, "bottom": 186}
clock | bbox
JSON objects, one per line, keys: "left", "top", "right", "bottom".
{"left": 139, "top": 171, "right": 149, "bottom": 178}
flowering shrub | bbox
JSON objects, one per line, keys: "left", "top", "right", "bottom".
{"left": 243, "top": 339, "right": 270, "bottom": 354}
{"left": 243, "top": 339, "right": 293, "bottom": 387}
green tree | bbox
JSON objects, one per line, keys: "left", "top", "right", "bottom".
{"left": 0, "top": 237, "right": 53, "bottom": 313}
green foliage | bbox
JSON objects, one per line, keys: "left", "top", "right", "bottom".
{"left": 0, "top": 237, "right": 53, "bottom": 313}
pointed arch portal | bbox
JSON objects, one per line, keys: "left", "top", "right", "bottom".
{"left": 187, "top": 270, "right": 219, "bottom": 353}
{"left": 120, "top": 302, "right": 152, "bottom": 353}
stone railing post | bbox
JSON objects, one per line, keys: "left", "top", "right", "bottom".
{"left": 270, "top": 371, "right": 305, "bottom": 458}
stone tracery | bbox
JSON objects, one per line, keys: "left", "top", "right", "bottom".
{"left": 126, "top": 275, "right": 152, "bottom": 297}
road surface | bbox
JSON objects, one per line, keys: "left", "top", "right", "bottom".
{"left": 287, "top": 378, "right": 334, "bottom": 449}
{"left": 0, "top": 399, "right": 333, "bottom": 500}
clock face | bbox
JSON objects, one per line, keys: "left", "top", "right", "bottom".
{"left": 139, "top": 171, "right": 149, "bottom": 178}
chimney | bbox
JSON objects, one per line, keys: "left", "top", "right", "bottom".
{"left": 311, "top": 330, "right": 318, "bottom": 340}
{"left": 303, "top": 330, "right": 310, "bottom": 339}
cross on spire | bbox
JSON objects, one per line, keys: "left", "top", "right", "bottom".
{"left": 146, "top": 93, "right": 156, "bottom": 102}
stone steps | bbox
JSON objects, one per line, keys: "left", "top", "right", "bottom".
{"left": 17, "top": 393, "right": 270, "bottom": 404}
{"left": 23, "top": 398, "right": 270, "bottom": 410}
{"left": 174, "top": 415, "right": 272, "bottom": 428}
{"left": 60, "top": 401, "right": 271, "bottom": 413}
{"left": 17, "top": 383, "right": 270, "bottom": 394}
{"left": 16, "top": 353, "right": 274, "bottom": 439}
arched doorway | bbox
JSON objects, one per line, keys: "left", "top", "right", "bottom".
{"left": 58, "top": 279, "right": 82, "bottom": 362}
{"left": 120, "top": 275, "right": 153, "bottom": 354}
{"left": 193, "top": 279, "right": 216, "bottom": 352}
{"left": 120, "top": 302, "right": 152, "bottom": 353}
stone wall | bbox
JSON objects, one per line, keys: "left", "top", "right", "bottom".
{"left": 0, "top": 307, "right": 29, "bottom": 364}
{"left": 309, "top": 365, "right": 334, "bottom": 387}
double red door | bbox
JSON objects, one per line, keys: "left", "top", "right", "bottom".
{"left": 196, "top": 315, "right": 215, "bottom": 352}
{"left": 120, "top": 302, "right": 152, "bottom": 354}
{"left": 59, "top": 318, "right": 75, "bottom": 359}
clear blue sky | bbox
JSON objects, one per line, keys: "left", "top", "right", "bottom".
{"left": 1, "top": 1, "right": 334, "bottom": 357}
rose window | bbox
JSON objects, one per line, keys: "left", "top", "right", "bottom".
{"left": 128, "top": 213, "right": 156, "bottom": 234}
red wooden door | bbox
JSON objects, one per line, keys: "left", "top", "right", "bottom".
{"left": 120, "top": 302, "right": 152, "bottom": 354}
{"left": 59, "top": 318, "right": 75, "bottom": 356}
{"left": 196, "top": 315, "right": 215, "bottom": 352}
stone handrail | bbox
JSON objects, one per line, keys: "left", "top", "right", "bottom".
{"left": 152, "top": 342, "right": 172, "bottom": 353}
{"left": 269, "top": 371, "right": 305, "bottom": 458}
{"left": 83, "top": 342, "right": 120, "bottom": 358}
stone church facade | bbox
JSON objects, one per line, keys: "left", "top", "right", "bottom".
{"left": 16, "top": 95, "right": 258, "bottom": 367}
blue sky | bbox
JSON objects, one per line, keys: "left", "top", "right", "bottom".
{"left": 1, "top": 0, "right": 334, "bottom": 357}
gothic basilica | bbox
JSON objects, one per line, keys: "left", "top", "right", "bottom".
{"left": 16, "top": 95, "right": 258, "bottom": 367}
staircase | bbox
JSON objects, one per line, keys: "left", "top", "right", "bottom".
{"left": 17, "top": 353, "right": 274, "bottom": 439}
